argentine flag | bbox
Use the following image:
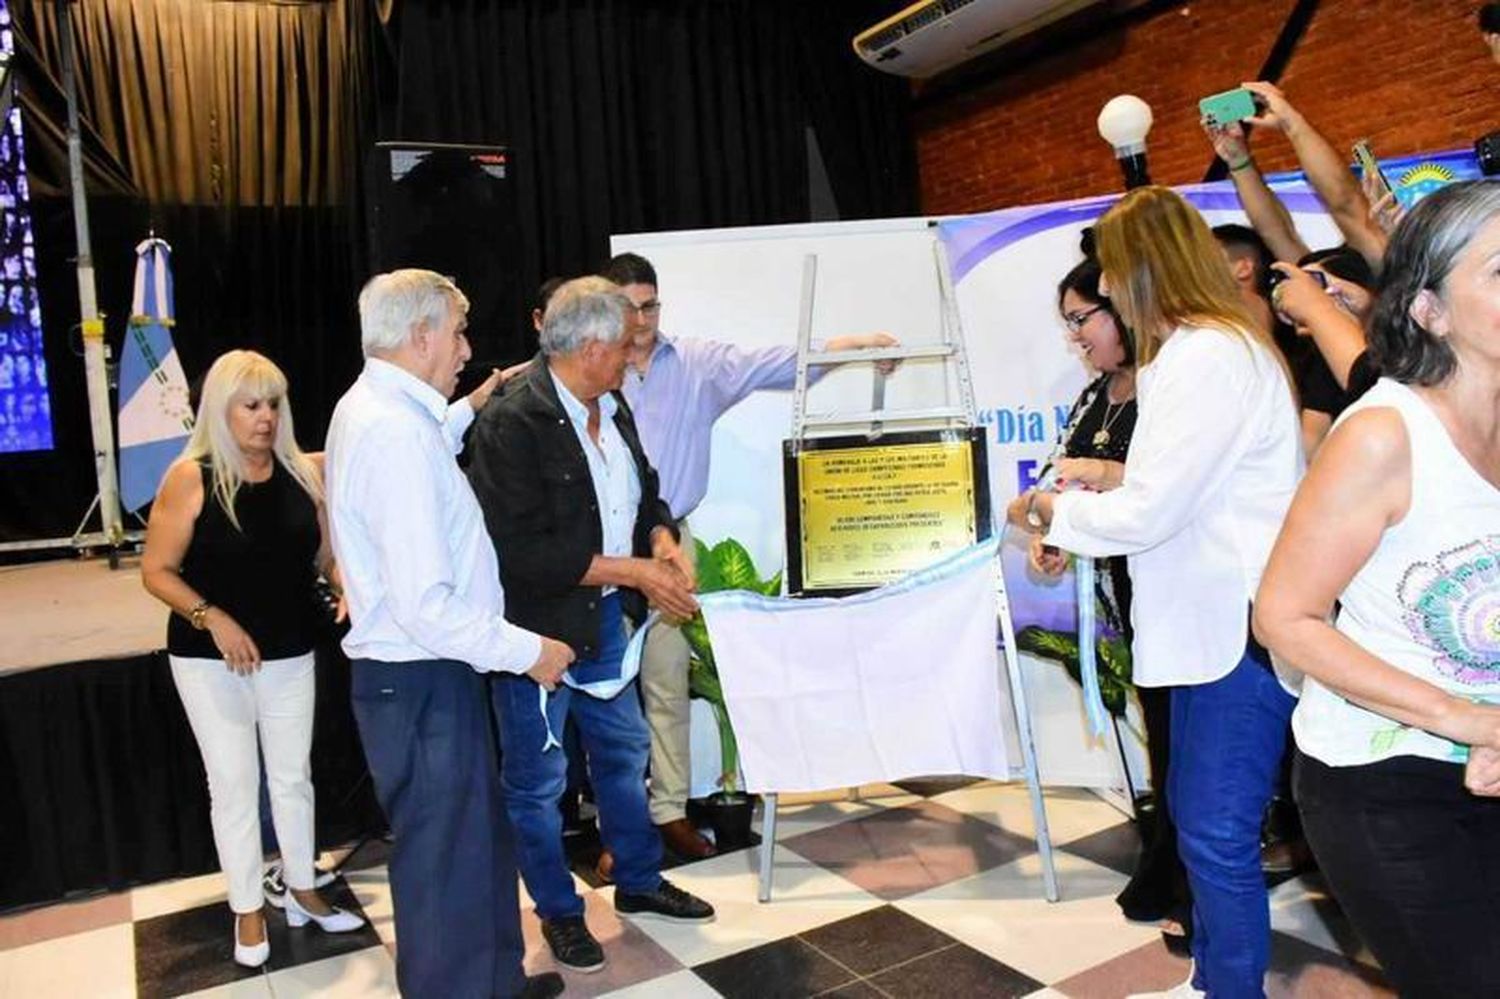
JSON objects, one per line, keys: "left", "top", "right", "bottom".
{"left": 118, "top": 238, "right": 193, "bottom": 512}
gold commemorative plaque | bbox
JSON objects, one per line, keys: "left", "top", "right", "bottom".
{"left": 784, "top": 429, "right": 991, "bottom": 595}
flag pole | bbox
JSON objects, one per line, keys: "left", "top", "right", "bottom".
{"left": 59, "top": 0, "right": 122, "bottom": 549}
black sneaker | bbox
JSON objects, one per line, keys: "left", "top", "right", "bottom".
{"left": 613, "top": 879, "right": 715, "bottom": 923}
{"left": 540, "top": 915, "right": 605, "bottom": 973}
{"left": 262, "top": 861, "right": 338, "bottom": 908}
{"left": 518, "top": 971, "right": 566, "bottom": 998}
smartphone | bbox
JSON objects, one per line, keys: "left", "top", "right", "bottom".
{"left": 1198, "top": 88, "right": 1258, "bottom": 127}
{"left": 1352, "top": 140, "right": 1393, "bottom": 202}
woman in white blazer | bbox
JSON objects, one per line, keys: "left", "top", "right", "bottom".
{"left": 1009, "top": 186, "right": 1303, "bottom": 999}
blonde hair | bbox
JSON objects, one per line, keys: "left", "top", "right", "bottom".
{"left": 1094, "top": 186, "right": 1269, "bottom": 365}
{"left": 182, "top": 350, "right": 321, "bottom": 529}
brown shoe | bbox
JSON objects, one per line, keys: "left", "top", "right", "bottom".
{"left": 657, "top": 818, "right": 716, "bottom": 859}
{"left": 594, "top": 849, "right": 615, "bottom": 883}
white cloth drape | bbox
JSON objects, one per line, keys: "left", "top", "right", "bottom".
{"left": 699, "top": 539, "right": 1008, "bottom": 793}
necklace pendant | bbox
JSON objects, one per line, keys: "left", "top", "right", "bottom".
{"left": 1093, "top": 429, "right": 1111, "bottom": 446}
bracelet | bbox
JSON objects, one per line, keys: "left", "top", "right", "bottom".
{"left": 1227, "top": 157, "right": 1255, "bottom": 173}
{"left": 188, "top": 600, "right": 212, "bottom": 630}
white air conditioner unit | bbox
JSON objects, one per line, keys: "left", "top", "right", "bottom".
{"left": 853, "top": 0, "right": 1102, "bottom": 78}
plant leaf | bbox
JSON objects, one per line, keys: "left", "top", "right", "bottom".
{"left": 688, "top": 656, "right": 724, "bottom": 703}
{"left": 712, "top": 538, "right": 760, "bottom": 591}
{"left": 681, "top": 613, "right": 713, "bottom": 665}
{"left": 693, "top": 537, "right": 726, "bottom": 594}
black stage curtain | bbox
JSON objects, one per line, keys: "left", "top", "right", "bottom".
{"left": 0, "top": 0, "right": 373, "bottom": 543}
{"left": 0, "top": 0, "right": 916, "bottom": 543}
{"left": 0, "top": 638, "right": 383, "bottom": 912}
{"left": 375, "top": 0, "right": 918, "bottom": 365}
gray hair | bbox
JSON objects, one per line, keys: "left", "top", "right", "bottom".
{"left": 539, "top": 276, "right": 627, "bottom": 357}
{"left": 1372, "top": 180, "right": 1500, "bottom": 386}
{"left": 358, "top": 269, "right": 470, "bottom": 356}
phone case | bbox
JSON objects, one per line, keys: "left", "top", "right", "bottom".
{"left": 1198, "top": 89, "right": 1257, "bottom": 127}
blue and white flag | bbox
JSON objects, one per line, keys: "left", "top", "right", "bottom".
{"left": 118, "top": 238, "right": 193, "bottom": 512}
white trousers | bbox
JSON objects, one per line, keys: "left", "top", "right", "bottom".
{"left": 170, "top": 652, "right": 317, "bottom": 913}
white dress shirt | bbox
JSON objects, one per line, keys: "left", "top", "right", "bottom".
{"left": 550, "top": 369, "right": 642, "bottom": 594}
{"left": 1045, "top": 325, "right": 1303, "bottom": 688}
{"left": 443, "top": 398, "right": 475, "bottom": 453}
{"left": 326, "top": 358, "right": 543, "bottom": 673}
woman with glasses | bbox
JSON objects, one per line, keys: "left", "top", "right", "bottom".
{"left": 1010, "top": 187, "right": 1302, "bottom": 999}
{"left": 1036, "top": 255, "right": 1194, "bottom": 952}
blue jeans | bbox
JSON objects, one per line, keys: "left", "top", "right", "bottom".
{"left": 1169, "top": 648, "right": 1295, "bottom": 999}
{"left": 491, "top": 654, "right": 661, "bottom": 920}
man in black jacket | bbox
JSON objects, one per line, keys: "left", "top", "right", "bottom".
{"left": 468, "top": 276, "right": 714, "bottom": 974}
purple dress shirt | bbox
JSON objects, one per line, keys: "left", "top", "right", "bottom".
{"left": 620, "top": 333, "right": 811, "bottom": 519}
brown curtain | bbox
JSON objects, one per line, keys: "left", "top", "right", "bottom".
{"left": 1, "top": 0, "right": 373, "bottom": 541}
{"left": 18, "top": 0, "right": 368, "bottom": 206}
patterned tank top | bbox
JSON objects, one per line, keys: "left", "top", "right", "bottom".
{"left": 1293, "top": 379, "right": 1500, "bottom": 767}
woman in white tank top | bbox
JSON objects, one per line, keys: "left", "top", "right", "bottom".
{"left": 1256, "top": 180, "right": 1500, "bottom": 997}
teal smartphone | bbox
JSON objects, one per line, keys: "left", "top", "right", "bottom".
{"left": 1198, "top": 88, "right": 1258, "bottom": 127}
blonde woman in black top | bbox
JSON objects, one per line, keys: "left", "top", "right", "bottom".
{"left": 142, "top": 350, "right": 363, "bottom": 969}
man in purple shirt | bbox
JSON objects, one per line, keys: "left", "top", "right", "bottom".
{"left": 601, "top": 252, "right": 896, "bottom": 861}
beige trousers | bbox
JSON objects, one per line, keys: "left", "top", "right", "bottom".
{"left": 640, "top": 521, "right": 696, "bottom": 824}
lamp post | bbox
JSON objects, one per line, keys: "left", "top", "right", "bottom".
{"left": 1097, "top": 95, "right": 1154, "bottom": 190}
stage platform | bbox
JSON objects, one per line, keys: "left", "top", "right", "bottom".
{"left": 0, "top": 555, "right": 164, "bottom": 676}
{"left": 0, "top": 555, "right": 381, "bottom": 913}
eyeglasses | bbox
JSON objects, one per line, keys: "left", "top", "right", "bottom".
{"left": 625, "top": 300, "right": 662, "bottom": 318}
{"left": 1062, "top": 305, "right": 1104, "bottom": 333}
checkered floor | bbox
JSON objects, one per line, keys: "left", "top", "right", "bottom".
{"left": 0, "top": 780, "right": 1393, "bottom": 998}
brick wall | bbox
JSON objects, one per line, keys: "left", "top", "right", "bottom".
{"left": 913, "top": 0, "right": 1497, "bottom": 214}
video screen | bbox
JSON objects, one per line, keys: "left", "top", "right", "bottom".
{"left": 0, "top": 0, "right": 51, "bottom": 455}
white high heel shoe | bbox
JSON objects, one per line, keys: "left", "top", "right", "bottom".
{"left": 283, "top": 889, "right": 366, "bottom": 933}
{"left": 233, "top": 913, "right": 270, "bottom": 969}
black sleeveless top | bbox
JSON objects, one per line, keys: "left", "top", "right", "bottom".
{"left": 1060, "top": 373, "right": 1139, "bottom": 642}
{"left": 166, "top": 460, "right": 322, "bottom": 660}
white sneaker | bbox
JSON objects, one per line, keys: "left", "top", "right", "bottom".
{"left": 1125, "top": 963, "right": 1206, "bottom": 999}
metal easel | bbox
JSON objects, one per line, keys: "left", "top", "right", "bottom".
{"left": 755, "top": 239, "right": 1060, "bottom": 903}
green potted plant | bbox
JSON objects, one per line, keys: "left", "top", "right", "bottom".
{"left": 679, "top": 536, "right": 780, "bottom": 850}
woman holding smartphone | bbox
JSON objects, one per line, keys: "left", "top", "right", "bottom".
{"left": 1010, "top": 186, "right": 1302, "bottom": 999}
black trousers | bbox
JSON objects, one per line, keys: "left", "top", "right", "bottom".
{"left": 1294, "top": 750, "right": 1500, "bottom": 999}
{"left": 352, "top": 658, "right": 528, "bottom": 999}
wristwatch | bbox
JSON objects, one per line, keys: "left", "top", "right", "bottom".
{"left": 1025, "top": 493, "right": 1045, "bottom": 530}
{"left": 189, "top": 600, "right": 212, "bottom": 630}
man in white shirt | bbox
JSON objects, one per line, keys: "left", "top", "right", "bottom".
{"left": 326, "top": 269, "right": 572, "bottom": 999}
{"left": 468, "top": 277, "right": 715, "bottom": 975}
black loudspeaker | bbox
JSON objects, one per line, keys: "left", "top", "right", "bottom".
{"left": 365, "top": 142, "right": 530, "bottom": 385}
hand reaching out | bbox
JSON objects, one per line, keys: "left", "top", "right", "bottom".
{"left": 1027, "top": 534, "right": 1070, "bottom": 577}
{"left": 1202, "top": 118, "right": 1250, "bottom": 166}
{"left": 1242, "top": 81, "right": 1301, "bottom": 134}
{"left": 1362, "top": 171, "right": 1404, "bottom": 235}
